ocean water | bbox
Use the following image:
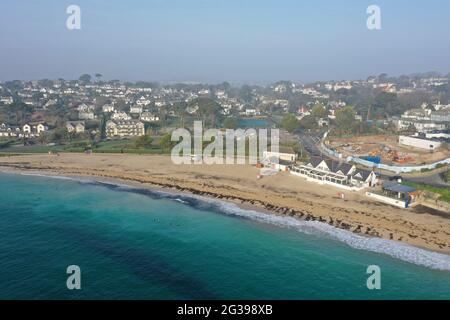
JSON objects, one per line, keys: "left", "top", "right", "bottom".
{"left": 0, "top": 172, "right": 449, "bottom": 300}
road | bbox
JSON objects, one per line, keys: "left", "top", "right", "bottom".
{"left": 296, "top": 131, "right": 325, "bottom": 158}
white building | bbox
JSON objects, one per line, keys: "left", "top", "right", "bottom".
{"left": 66, "top": 121, "right": 85, "bottom": 134}
{"left": 140, "top": 112, "right": 160, "bottom": 122}
{"left": 291, "top": 156, "right": 377, "bottom": 190}
{"left": 263, "top": 147, "right": 298, "bottom": 162}
{"left": 136, "top": 96, "right": 151, "bottom": 106}
{"left": 396, "top": 119, "right": 446, "bottom": 132}
{"left": 23, "top": 124, "right": 31, "bottom": 134}
{"left": 106, "top": 120, "right": 145, "bottom": 138}
{"left": 0, "top": 96, "right": 14, "bottom": 105}
{"left": 102, "top": 104, "right": 115, "bottom": 113}
{"left": 36, "top": 124, "right": 47, "bottom": 135}
{"left": 244, "top": 109, "right": 260, "bottom": 116}
{"left": 111, "top": 111, "right": 131, "bottom": 121}
{"left": 79, "top": 111, "right": 96, "bottom": 120}
{"left": 0, "top": 123, "right": 20, "bottom": 137}
{"left": 77, "top": 103, "right": 94, "bottom": 112}
{"left": 399, "top": 135, "right": 442, "bottom": 151}
{"left": 22, "top": 123, "right": 47, "bottom": 137}
{"left": 129, "top": 105, "right": 143, "bottom": 114}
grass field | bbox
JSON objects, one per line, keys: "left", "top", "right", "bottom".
{"left": 0, "top": 138, "right": 172, "bottom": 155}
{"left": 403, "top": 181, "right": 450, "bottom": 203}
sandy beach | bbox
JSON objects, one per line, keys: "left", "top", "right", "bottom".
{"left": 1, "top": 153, "right": 449, "bottom": 254}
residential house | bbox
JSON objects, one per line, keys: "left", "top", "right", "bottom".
{"left": 66, "top": 121, "right": 86, "bottom": 134}
{"left": 136, "top": 96, "right": 151, "bottom": 106}
{"left": 111, "top": 111, "right": 131, "bottom": 121}
{"left": 318, "top": 118, "right": 330, "bottom": 127}
{"left": 102, "top": 104, "right": 115, "bottom": 113}
{"left": 186, "top": 105, "right": 199, "bottom": 115}
{"left": 79, "top": 111, "right": 96, "bottom": 120}
{"left": 140, "top": 112, "right": 160, "bottom": 122}
{"left": 22, "top": 123, "right": 47, "bottom": 137}
{"left": 0, "top": 123, "right": 20, "bottom": 137}
{"left": 129, "top": 105, "right": 143, "bottom": 114}
{"left": 0, "top": 96, "right": 14, "bottom": 105}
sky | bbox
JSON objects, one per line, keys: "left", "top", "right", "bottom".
{"left": 1, "top": 0, "right": 450, "bottom": 84}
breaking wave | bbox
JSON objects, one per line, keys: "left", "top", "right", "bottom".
{"left": 4, "top": 171, "right": 450, "bottom": 271}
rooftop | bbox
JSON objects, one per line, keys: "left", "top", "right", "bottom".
{"left": 382, "top": 182, "right": 416, "bottom": 194}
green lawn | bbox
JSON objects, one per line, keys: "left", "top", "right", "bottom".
{"left": 0, "top": 139, "right": 171, "bottom": 155}
{"left": 403, "top": 181, "right": 450, "bottom": 202}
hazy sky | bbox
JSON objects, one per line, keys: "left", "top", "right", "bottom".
{"left": 1, "top": 0, "right": 449, "bottom": 83}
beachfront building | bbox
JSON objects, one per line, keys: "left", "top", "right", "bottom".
{"left": 366, "top": 182, "right": 418, "bottom": 208}
{"left": 291, "top": 156, "right": 377, "bottom": 190}
{"left": 264, "top": 158, "right": 293, "bottom": 171}
{"left": 106, "top": 120, "right": 145, "bottom": 138}
{"left": 261, "top": 147, "right": 298, "bottom": 171}
{"left": 263, "top": 147, "right": 298, "bottom": 162}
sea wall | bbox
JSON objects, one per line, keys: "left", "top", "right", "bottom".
{"left": 418, "top": 191, "right": 450, "bottom": 214}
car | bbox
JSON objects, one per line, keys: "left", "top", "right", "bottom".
{"left": 389, "top": 175, "right": 403, "bottom": 183}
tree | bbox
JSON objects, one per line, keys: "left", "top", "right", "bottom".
{"left": 38, "top": 132, "right": 49, "bottom": 145}
{"left": 95, "top": 74, "right": 103, "bottom": 82}
{"left": 51, "top": 128, "right": 69, "bottom": 143}
{"left": 135, "top": 134, "right": 153, "bottom": 148}
{"left": 100, "top": 115, "right": 107, "bottom": 140}
{"left": 195, "top": 97, "right": 221, "bottom": 127}
{"left": 239, "top": 85, "right": 253, "bottom": 103}
{"left": 299, "top": 115, "right": 317, "bottom": 130}
{"left": 311, "top": 104, "right": 326, "bottom": 119}
{"left": 335, "top": 106, "right": 356, "bottom": 133}
{"left": 159, "top": 133, "right": 173, "bottom": 152}
{"left": 280, "top": 114, "right": 299, "bottom": 133}
{"left": 79, "top": 74, "right": 92, "bottom": 83}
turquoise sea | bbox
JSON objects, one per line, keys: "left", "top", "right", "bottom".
{"left": 0, "top": 172, "right": 449, "bottom": 299}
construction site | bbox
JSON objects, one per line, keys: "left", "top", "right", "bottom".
{"left": 326, "top": 135, "right": 450, "bottom": 165}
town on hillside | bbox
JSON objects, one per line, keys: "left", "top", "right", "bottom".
{"left": 1, "top": 73, "right": 449, "bottom": 209}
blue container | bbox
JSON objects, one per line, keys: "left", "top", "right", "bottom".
{"left": 361, "top": 156, "right": 381, "bottom": 164}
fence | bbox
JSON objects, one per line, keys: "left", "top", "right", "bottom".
{"left": 348, "top": 156, "right": 450, "bottom": 174}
